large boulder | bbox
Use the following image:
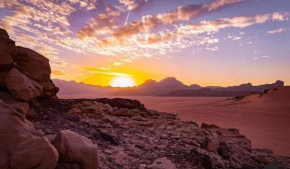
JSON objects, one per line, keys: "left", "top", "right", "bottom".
{"left": 52, "top": 130, "right": 99, "bottom": 169}
{"left": 0, "top": 92, "right": 29, "bottom": 115}
{"left": 12, "top": 46, "right": 59, "bottom": 97}
{"left": 5, "top": 68, "right": 39, "bottom": 101}
{"left": 0, "top": 100, "right": 58, "bottom": 169}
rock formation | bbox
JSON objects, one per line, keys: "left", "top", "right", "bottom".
{"left": 0, "top": 28, "right": 98, "bottom": 169}
{"left": 1, "top": 28, "right": 290, "bottom": 169}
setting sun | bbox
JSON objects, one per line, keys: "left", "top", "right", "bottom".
{"left": 110, "top": 76, "right": 136, "bottom": 87}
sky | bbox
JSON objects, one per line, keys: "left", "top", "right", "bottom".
{"left": 0, "top": 0, "right": 290, "bottom": 87}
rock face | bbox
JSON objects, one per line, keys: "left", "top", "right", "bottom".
{"left": 0, "top": 92, "right": 29, "bottom": 115}
{"left": 5, "top": 68, "right": 39, "bottom": 101}
{"left": 13, "top": 47, "right": 59, "bottom": 97}
{"left": 0, "top": 28, "right": 58, "bottom": 99}
{"left": 52, "top": 130, "right": 99, "bottom": 169}
{"left": 0, "top": 100, "right": 58, "bottom": 169}
{"left": 0, "top": 28, "right": 61, "bottom": 169}
{"left": 95, "top": 98, "right": 146, "bottom": 110}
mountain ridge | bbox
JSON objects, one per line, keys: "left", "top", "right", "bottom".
{"left": 54, "top": 78, "right": 284, "bottom": 97}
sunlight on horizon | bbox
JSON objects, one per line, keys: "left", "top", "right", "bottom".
{"left": 110, "top": 76, "right": 136, "bottom": 87}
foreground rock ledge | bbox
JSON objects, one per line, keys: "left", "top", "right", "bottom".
{"left": 28, "top": 98, "right": 290, "bottom": 169}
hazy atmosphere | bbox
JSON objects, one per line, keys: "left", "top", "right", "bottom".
{"left": 1, "top": 0, "right": 290, "bottom": 87}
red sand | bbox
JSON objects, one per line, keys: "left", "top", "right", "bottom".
{"left": 60, "top": 87, "right": 290, "bottom": 157}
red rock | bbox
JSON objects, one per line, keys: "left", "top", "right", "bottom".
{"left": 0, "top": 100, "right": 58, "bottom": 169}
{"left": 5, "top": 68, "right": 39, "bottom": 101}
{"left": 52, "top": 130, "right": 99, "bottom": 169}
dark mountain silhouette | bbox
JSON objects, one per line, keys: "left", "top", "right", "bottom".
{"left": 214, "top": 80, "right": 284, "bottom": 92}
{"left": 53, "top": 79, "right": 119, "bottom": 96}
{"left": 161, "top": 88, "right": 250, "bottom": 97}
{"left": 112, "top": 77, "right": 200, "bottom": 96}
{"left": 54, "top": 78, "right": 284, "bottom": 97}
{"left": 163, "top": 81, "right": 284, "bottom": 97}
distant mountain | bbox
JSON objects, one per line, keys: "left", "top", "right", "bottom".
{"left": 53, "top": 79, "right": 118, "bottom": 96}
{"left": 208, "top": 80, "right": 284, "bottom": 92}
{"left": 54, "top": 78, "right": 284, "bottom": 97}
{"left": 112, "top": 77, "right": 201, "bottom": 96}
{"left": 162, "top": 88, "right": 250, "bottom": 97}
{"left": 163, "top": 80, "right": 284, "bottom": 97}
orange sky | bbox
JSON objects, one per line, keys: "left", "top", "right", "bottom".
{"left": 1, "top": 0, "right": 290, "bottom": 87}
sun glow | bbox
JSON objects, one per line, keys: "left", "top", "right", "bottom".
{"left": 110, "top": 76, "right": 136, "bottom": 87}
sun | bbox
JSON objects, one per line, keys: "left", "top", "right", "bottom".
{"left": 110, "top": 76, "right": 136, "bottom": 87}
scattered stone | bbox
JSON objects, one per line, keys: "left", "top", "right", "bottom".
{"left": 201, "top": 123, "right": 220, "bottom": 130}
{"left": 95, "top": 98, "right": 145, "bottom": 110}
{"left": 27, "top": 108, "right": 37, "bottom": 117}
{"left": 218, "top": 142, "right": 231, "bottom": 159}
{"left": 203, "top": 137, "right": 218, "bottom": 153}
{"left": 147, "top": 157, "right": 177, "bottom": 169}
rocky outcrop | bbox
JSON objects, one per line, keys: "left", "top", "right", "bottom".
{"left": 94, "top": 98, "right": 146, "bottom": 110}
{"left": 0, "top": 28, "right": 58, "bottom": 100}
{"left": 0, "top": 29, "right": 58, "bottom": 169}
{"left": 0, "top": 100, "right": 59, "bottom": 169}
{"left": 5, "top": 68, "right": 39, "bottom": 101}
{"left": 28, "top": 99, "right": 290, "bottom": 169}
{"left": 13, "top": 47, "right": 59, "bottom": 97}
{"left": 52, "top": 130, "right": 99, "bottom": 169}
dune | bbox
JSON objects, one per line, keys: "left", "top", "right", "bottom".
{"left": 115, "top": 87, "right": 290, "bottom": 157}
{"left": 236, "top": 87, "right": 290, "bottom": 110}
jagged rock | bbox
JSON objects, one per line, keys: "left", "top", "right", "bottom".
{"left": 0, "top": 100, "right": 58, "bottom": 169}
{"left": 69, "top": 101, "right": 105, "bottom": 117}
{"left": 110, "top": 109, "right": 133, "bottom": 116}
{"left": 5, "top": 68, "right": 39, "bottom": 101}
{"left": 203, "top": 137, "right": 218, "bottom": 153}
{"left": 52, "top": 130, "right": 99, "bottom": 169}
{"left": 97, "top": 131, "right": 119, "bottom": 145}
{"left": 218, "top": 142, "right": 230, "bottom": 159}
{"left": 95, "top": 98, "right": 145, "bottom": 110}
{"left": 31, "top": 79, "right": 44, "bottom": 94}
{"left": 147, "top": 157, "right": 177, "bottom": 169}
{"left": 27, "top": 108, "right": 37, "bottom": 117}
{"left": 0, "top": 28, "right": 16, "bottom": 55}
{"left": 0, "top": 92, "right": 29, "bottom": 115}
{"left": 28, "top": 98, "right": 290, "bottom": 169}
{"left": 12, "top": 46, "right": 59, "bottom": 97}
{"left": 201, "top": 123, "right": 220, "bottom": 129}
{"left": 0, "top": 43, "right": 13, "bottom": 67}
{"left": 103, "top": 103, "right": 113, "bottom": 113}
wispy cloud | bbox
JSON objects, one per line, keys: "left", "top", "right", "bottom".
{"left": 52, "top": 70, "right": 67, "bottom": 76}
{"left": 78, "top": 66, "right": 132, "bottom": 76}
{"left": 254, "top": 55, "right": 269, "bottom": 60}
{"left": 268, "top": 28, "right": 286, "bottom": 34}
{"left": 1, "top": 0, "right": 289, "bottom": 65}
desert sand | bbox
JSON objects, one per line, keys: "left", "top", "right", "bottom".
{"left": 60, "top": 87, "right": 290, "bottom": 157}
